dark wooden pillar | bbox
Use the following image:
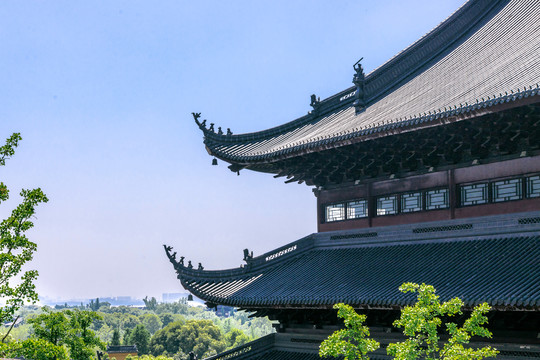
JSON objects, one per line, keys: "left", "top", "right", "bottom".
{"left": 448, "top": 169, "right": 456, "bottom": 219}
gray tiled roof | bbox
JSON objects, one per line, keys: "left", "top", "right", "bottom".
{"left": 106, "top": 345, "right": 137, "bottom": 353}
{"left": 202, "top": 331, "right": 540, "bottom": 360}
{"left": 175, "top": 212, "right": 540, "bottom": 311}
{"left": 203, "top": 334, "right": 346, "bottom": 360}
{"left": 199, "top": 0, "right": 540, "bottom": 164}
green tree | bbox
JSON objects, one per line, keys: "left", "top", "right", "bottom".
{"left": 319, "top": 304, "right": 379, "bottom": 360}
{"left": 149, "top": 320, "right": 184, "bottom": 356}
{"left": 130, "top": 323, "right": 151, "bottom": 355}
{"left": 158, "top": 313, "right": 175, "bottom": 328}
{"left": 30, "top": 309, "right": 104, "bottom": 360}
{"left": 124, "top": 328, "right": 133, "bottom": 345}
{"left": 0, "top": 133, "right": 48, "bottom": 341}
{"left": 143, "top": 296, "right": 158, "bottom": 311}
{"left": 27, "top": 307, "right": 69, "bottom": 346}
{"left": 387, "top": 283, "right": 498, "bottom": 360}
{"left": 64, "top": 309, "right": 105, "bottom": 360}
{"left": 123, "top": 313, "right": 142, "bottom": 329}
{"left": 319, "top": 283, "right": 499, "bottom": 360}
{"left": 149, "top": 319, "right": 226, "bottom": 358}
{"left": 141, "top": 313, "right": 163, "bottom": 335}
{"left": 112, "top": 328, "right": 121, "bottom": 345}
{"left": 125, "top": 355, "right": 174, "bottom": 360}
{"left": 89, "top": 298, "right": 102, "bottom": 311}
{"left": 225, "top": 328, "right": 251, "bottom": 350}
{"left": 0, "top": 338, "right": 69, "bottom": 360}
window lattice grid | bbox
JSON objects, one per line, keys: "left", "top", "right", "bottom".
{"left": 347, "top": 200, "right": 368, "bottom": 219}
{"left": 376, "top": 195, "right": 397, "bottom": 216}
{"left": 460, "top": 183, "right": 488, "bottom": 206}
{"left": 401, "top": 192, "right": 422, "bottom": 213}
{"left": 425, "top": 189, "right": 449, "bottom": 210}
{"left": 527, "top": 175, "right": 540, "bottom": 198}
{"left": 325, "top": 203, "right": 345, "bottom": 222}
{"left": 492, "top": 179, "right": 522, "bottom": 202}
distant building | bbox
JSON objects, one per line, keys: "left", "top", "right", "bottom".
{"left": 162, "top": 292, "right": 188, "bottom": 303}
{"left": 106, "top": 345, "right": 137, "bottom": 360}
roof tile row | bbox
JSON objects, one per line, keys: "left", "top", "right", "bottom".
{"left": 182, "top": 235, "right": 539, "bottom": 310}
{"left": 201, "top": 0, "right": 540, "bottom": 164}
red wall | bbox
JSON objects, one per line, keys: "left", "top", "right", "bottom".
{"left": 317, "top": 156, "right": 540, "bottom": 232}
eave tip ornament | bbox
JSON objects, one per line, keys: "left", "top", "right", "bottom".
{"left": 352, "top": 58, "right": 366, "bottom": 114}
{"left": 192, "top": 112, "right": 233, "bottom": 137}
{"left": 192, "top": 112, "right": 207, "bottom": 131}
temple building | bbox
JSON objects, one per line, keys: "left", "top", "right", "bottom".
{"left": 166, "top": 0, "right": 539, "bottom": 358}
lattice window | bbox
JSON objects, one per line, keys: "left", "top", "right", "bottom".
{"left": 460, "top": 183, "right": 488, "bottom": 206}
{"left": 347, "top": 200, "right": 368, "bottom": 219}
{"left": 401, "top": 192, "right": 422, "bottom": 213}
{"left": 376, "top": 195, "right": 397, "bottom": 215}
{"left": 492, "top": 178, "right": 522, "bottom": 202}
{"left": 325, "top": 203, "right": 345, "bottom": 222}
{"left": 527, "top": 175, "right": 540, "bottom": 198}
{"left": 425, "top": 189, "right": 449, "bottom": 210}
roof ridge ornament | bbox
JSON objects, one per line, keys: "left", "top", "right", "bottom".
{"left": 353, "top": 58, "right": 366, "bottom": 114}
{"left": 310, "top": 94, "right": 321, "bottom": 116}
{"left": 192, "top": 112, "right": 207, "bottom": 131}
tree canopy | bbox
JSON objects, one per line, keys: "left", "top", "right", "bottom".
{"left": 0, "top": 133, "right": 48, "bottom": 340}
{"left": 150, "top": 319, "right": 226, "bottom": 358}
{"left": 320, "top": 283, "right": 499, "bottom": 360}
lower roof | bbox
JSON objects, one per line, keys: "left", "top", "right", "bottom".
{"left": 203, "top": 331, "right": 540, "bottom": 360}
{"left": 203, "top": 333, "right": 346, "bottom": 360}
{"left": 169, "top": 211, "right": 540, "bottom": 311}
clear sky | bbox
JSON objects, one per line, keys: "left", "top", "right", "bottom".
{"left": 0, "top": 0, "right": 465, "bottom": 301}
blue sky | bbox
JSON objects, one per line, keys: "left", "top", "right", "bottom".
{"left": 0, "top": 0, "right": 464, "bottom": 300}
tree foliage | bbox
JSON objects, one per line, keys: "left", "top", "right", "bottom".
{"left": 149, "top": 319, "right": 226, "bottom": 358}
{"left": 111, "top": 328, "right": 121, "bottom": 345}
{"left": 143, "top": 296, "right": 158, "bottom": 311}
{"left": 0, "top": 133, "right": 48, "bottom": 336}
{"left": 125, "top": 355, "right": 174, "bottom": 360}
{"left": 130, "top": 323, "right": 151, "bottom": 355}
{"left": 319, "top": 304, "right": 380, "bottom": 360}
{"left": 320, "top": 283, "right": 499, "bottom": 360}
{"left": 28, "top": 307, "right": 69, "bottom": 345}
{"left": 225, "top": 328, "right": 251, "bottom": 350}
{"left": 0, "top": 338, "right": 69, "bottom": 360}
{"left": 64, "top": 309, "right": 105, "bottom": 359}
{"left": 387, "top": 283, "right": 498, "bottom": 360}
{"left": 142, "top": 313, "right": 163, "bottom": 335}
{"left": 27, "top": 308, "right": 104, "bottom": 360}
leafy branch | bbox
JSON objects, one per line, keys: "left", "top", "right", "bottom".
{"left": 320, "top": 283, "right": 499, "bottom": 360}
{"left": 0, "top": 133, "right": 48, "bottom": 342}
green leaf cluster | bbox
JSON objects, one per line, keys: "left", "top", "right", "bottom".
{"left": 320, "top": 283, "right": 499, "bottom": 360}
{"left": 1, "top": 133, "right": 48, "bottom": 339}
{"left": 149, "top": 319, "right": 226, "bottom": 358}
{"left": 125, "top": 355, "right": 174, "bottom": 360}
{"left": 319, "top": 304, "right": 380, "bottom": 360}
{"left": 25, "top": 308, "right": 105, "bottom": 359}
{"left": 0, "top": 338, "right": 69, "bottom": 360}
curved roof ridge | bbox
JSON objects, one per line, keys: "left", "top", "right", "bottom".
{"left": 210, "top": 86, "right": 539, "bottom": 163}
{"left": 199, "top": 0, "right": 506, "bottom": 145}
{"left": 164, "top": 234, "right": 317, "bottom": 281}
{"left": 366, "top": 0, "right": 470, "bottom": 77}
{"left": 179, "top": 233, "right": 540, "bottom": 310}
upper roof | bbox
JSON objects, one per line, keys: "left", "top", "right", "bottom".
{"left": 196, "top": 0, "right": 540, "bottom": 172}
{"left": 166, "top": 211, "right": 540, "bottom": 312}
